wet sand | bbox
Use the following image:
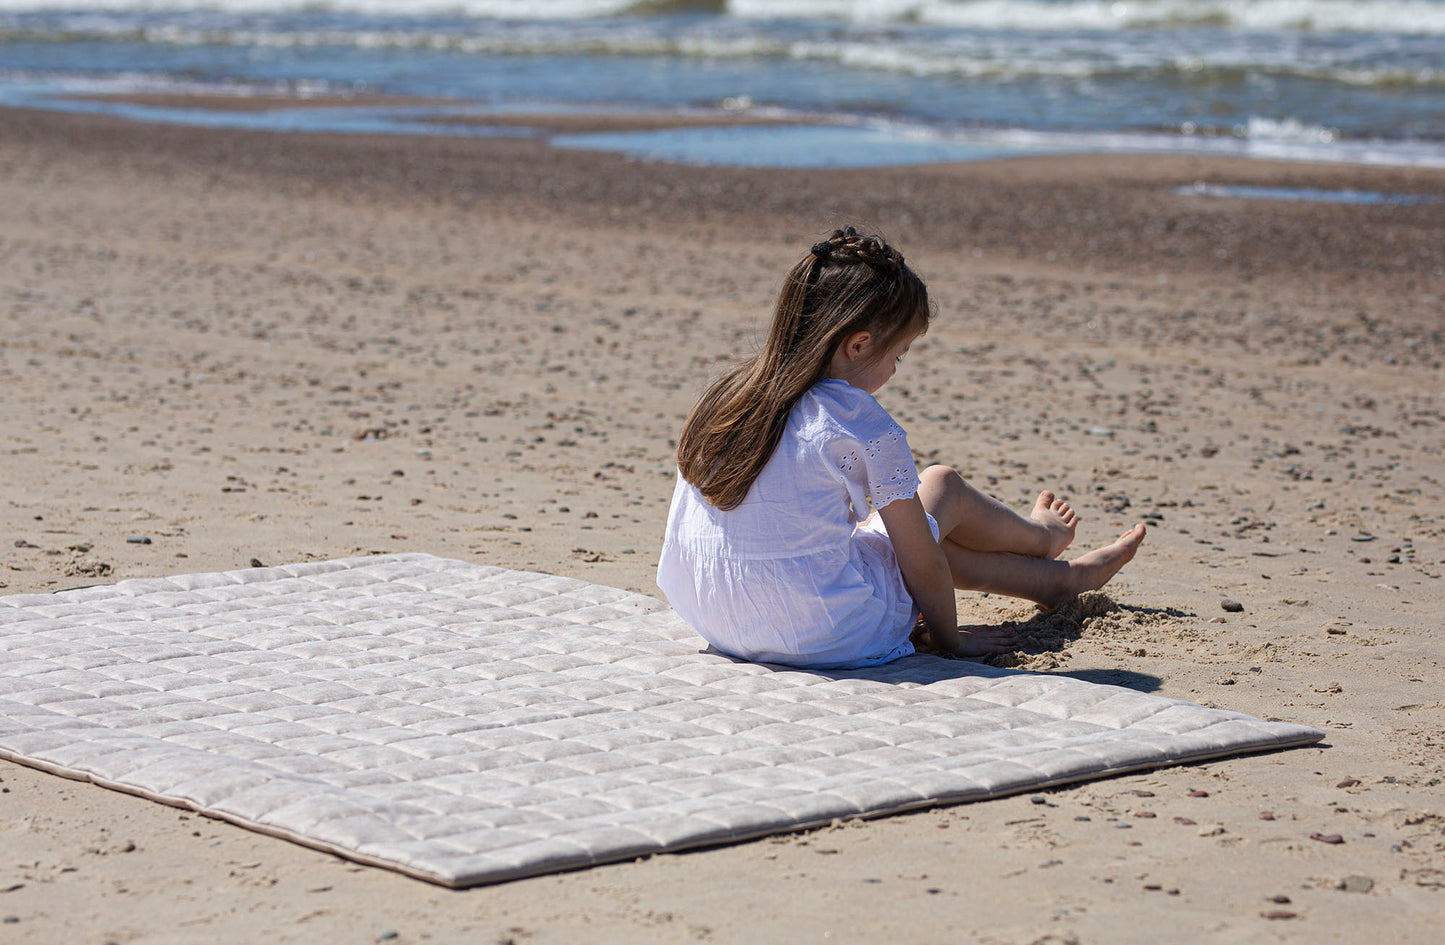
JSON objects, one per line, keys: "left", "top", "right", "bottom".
{"left": 65, "top": 92, "right": 462, "bottom": 112}
{"left": 67, "top": 92, "right": 811, "bottom": 134}
{"left": 1, "top": 105, "right": 1442, "bottom": 943}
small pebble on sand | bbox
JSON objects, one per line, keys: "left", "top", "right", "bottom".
{"left": 1338, "top": 875, "right": 1375, "bottom": 894}
{"left": 1221, "top": 599, "right": 1244, "bottom": 612}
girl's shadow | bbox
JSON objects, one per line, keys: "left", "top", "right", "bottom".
{"left": 710, "top": 594, "right": 1188, "bottom": 693}
{"left": 973, "top": 591, "right": 1192, "bottom": 692}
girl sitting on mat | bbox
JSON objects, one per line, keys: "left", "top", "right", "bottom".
{"left": 656, "top": 226, "right": 1146, "bottom": 669}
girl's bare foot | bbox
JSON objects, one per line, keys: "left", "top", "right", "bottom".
{"left": 1049, "top": 523, "right": 1147, "bottom": 606}
{"left": 1032, "top": 490, "right": 1079, "bottom": 558}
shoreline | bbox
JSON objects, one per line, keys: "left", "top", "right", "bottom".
{"left": 56, "top": 92, "right": 1445, "bottom": 174}
{"left": 62, "top": 92, "right": 820, "bottom": 134}
{"left": 1, "top": 105, "right": 1442, "bottom": 943}
{"left": 4, "top": 105, "right": 1443, "bottom": 289}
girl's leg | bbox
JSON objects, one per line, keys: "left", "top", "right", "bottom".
{"left": 918, "top": 465, "right": 1076, "bottom": 559}
{"left": 942, "top": 525, "right": 1147, "bottom": 608}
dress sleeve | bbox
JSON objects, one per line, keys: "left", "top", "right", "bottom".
{"left": 826, "top": 386, "right": 920, "bottom": 513}
{"left": 860, "top": 415, "right": 920, "bottom": 509}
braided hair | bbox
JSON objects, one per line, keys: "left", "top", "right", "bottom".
{"left": 676, "top": 226, "right": 931, "bottom": 510}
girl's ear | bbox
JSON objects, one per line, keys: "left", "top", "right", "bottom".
{"left": 839, "top": 330, "right": 872, "bottom": 362}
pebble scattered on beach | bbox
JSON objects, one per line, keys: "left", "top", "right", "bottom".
{"left": 0, "top": 105, "right": 1441, "bottom": 945}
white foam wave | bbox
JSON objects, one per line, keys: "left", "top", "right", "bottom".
{"left": 1, "top": 0, "right": 1444, "bottom": 35}
{"left": 0, "top": 1, "right": 650, "bottom": 18}
{"left": 733, "top": 0, "right": 1445, "bottom": 35}
{"left": 1245, "top": 115, "right": 1338, "bottom": 143}
{"left": 862, "top": 116, "right": 1445, "bottom": 167}
{"left": 9, "top": 16, "right": 1439, "bottom": 90}
{"left": 792, "top": 40, "right": 1104, "bottom": 78}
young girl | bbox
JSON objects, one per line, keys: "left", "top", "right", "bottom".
{"left": 657, "top": 227, "right": 1146, "bottom": 669}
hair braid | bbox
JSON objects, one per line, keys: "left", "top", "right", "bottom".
{"left": 811, "top": 225, "right": 905, "bottom": 274}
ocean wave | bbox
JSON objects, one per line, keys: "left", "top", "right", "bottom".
{"left": 0, "top": 0, "right": 654, "bottom": 17}
{"left": 0, "top": 1, "right": 681, "bottom": 18}
{"left": 5, "top": 20, "right": 1439, "bottom": 91}
{"left": 868, "top": 115, "right": 1445, "bottom": 166}
{"left": 10, "top": 68, "right": 1441, "bottom": 168}
{"left": 0, "top": 0, "right": 1443, "bottom": 35}
{"left": 740, "top": 0, "right": 1445, "bottom": 36}
{"left": 760, "top": 0, "right": 1445, "bottom": 36}
{"left": 793, "top": 41, "right": 1445, "bottom": 86}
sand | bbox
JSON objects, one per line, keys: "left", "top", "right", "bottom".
{"left": 1, "top": 104, "right": 1442, "bottom": 943}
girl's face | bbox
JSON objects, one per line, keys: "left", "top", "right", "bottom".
{"left": 830, "top": 326, "right": 920, "bottom": 395}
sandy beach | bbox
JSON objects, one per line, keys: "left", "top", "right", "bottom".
{"left": 1, "top": 104, "right": 1443, "bottom": 943}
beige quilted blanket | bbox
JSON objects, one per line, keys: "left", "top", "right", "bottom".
{"left": 0, "top": 554, "right": 1321, "bottom": 886}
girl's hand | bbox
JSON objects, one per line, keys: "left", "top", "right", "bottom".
{"left": 943, "top": 624, "right": 1019, "bottom": 657}
{"left": 909, "top": 616, "right": 937, "bottom": 653}
{"left": 912, "top": 617, "right": 1018, "bottom": 658}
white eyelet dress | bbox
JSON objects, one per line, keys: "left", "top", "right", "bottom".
{"left": 657, "top": 378, "right": 936, "bottom": 670}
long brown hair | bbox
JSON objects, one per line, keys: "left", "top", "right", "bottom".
{"left": 676, "top": 226, "right": 931, "bottom": 510}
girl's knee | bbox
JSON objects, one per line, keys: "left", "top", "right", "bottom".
{"left": 919, "top": 464, "right": 965, "bottom": 497}
{"left": 920, "top": 464, "right": 960, "bottom": 487}
{"left": 918, "top": 465, "right": 966, "bottom": 514}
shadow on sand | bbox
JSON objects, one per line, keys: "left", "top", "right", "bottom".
{"left": 708, "top": 592, "right": 1190, "bottom": 693}
{"left": 1051, "top": 667, "right": 1164, "bottom": 692}
{"left": 710, "top": 592, "right": 1194, "bottom": 692}
{"left": 965, "top": 592, "right": 1195, "bottom": 693}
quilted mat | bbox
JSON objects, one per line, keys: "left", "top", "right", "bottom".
{"left": 0, "top": 553, "right": 1322, "bottom": 887}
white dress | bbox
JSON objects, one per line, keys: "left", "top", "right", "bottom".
{"left": 657, "top": 378, "right": 936, "bottom": 670}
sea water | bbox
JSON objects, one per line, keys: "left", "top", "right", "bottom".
{"left": 0, "top": 0, "right": 1442, "bottom": 170}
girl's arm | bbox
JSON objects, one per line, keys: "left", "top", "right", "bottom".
{"left": 876, "top": 496, "right": 966, "bottom": 655}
